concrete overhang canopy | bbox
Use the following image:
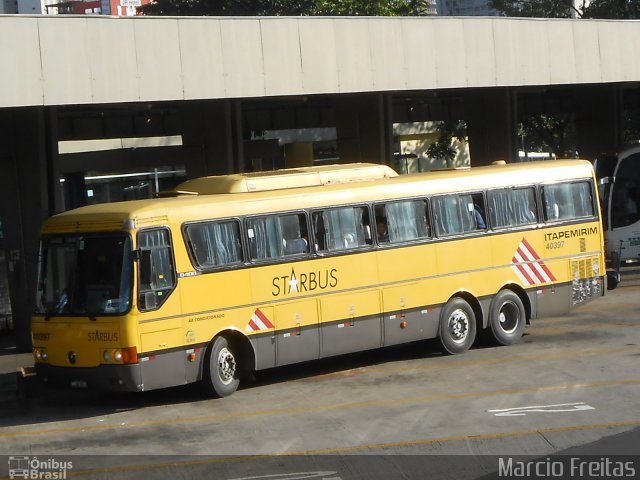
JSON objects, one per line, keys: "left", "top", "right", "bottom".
{"left": 1, "top": 15, "right": 639, "bottom": 108}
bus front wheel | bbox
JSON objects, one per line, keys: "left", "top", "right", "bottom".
{"left": 203, "top": 336, "right": 240, "bottom": 398}
{"left": 488, "top": 290, "right": 526, "bottom": 346}
{"left": 438, "top": 297, "right": 477, "bottom": 355}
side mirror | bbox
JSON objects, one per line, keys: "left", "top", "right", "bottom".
{"left": 598, "top": 176, "right": 612, "bottom": 186}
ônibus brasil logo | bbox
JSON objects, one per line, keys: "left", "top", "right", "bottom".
{"left": 8, "top": 456, "right": 73, "bottom": 479}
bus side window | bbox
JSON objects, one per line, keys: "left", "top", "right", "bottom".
{"left": 313, "top": 212, "right": 326, "bottom": 251}
{"left": 247, "top": 216, "right": 280, "bottom": 260}
{"left": 280, "top": 213, "right": 309, "bottom": 256}
{"left": 313, "top": 206, "right": 371, "bottom": 252}
{"left": 138, "top": 229, "right": 176, "bottom": 311}
{"left": 376, "top": 199, "right": 430, "bottom": 244}
{"left": 488, "top": 187, "right": 537, "bottom": 228}
{"left": 433, "top": 196, "right": 461, "bottom": 236}
{"left": 185, "top": 220, "right": 243, "bottom": 269}
{"left": 247, "top": 213, "right": 309, "bottom": 261}
{"left": 542, "top": 182, "right": 594, "bottom": 222}
{"left": 471, "top": 193, "right": 486, "bottom": 230}
{"left": 433, "top": 194, "right": 484, "bottom": 236}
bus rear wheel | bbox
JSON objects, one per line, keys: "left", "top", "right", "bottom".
{"left": 488, "top": 290, "right": 526, "bottom": 346}
{"left": 438, "top": 297, "right": 477, "bottom": 355}
{"left": 203, "top": 336, "right": 240, "bottom": 398}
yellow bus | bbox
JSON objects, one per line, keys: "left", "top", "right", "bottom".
{"left": 32, "top": 160, "right": 606, "bottom": 397}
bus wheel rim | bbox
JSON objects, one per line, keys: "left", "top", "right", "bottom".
{"left": 448, "top": 309, "right": 469, "bottom": 344}
{"left": 498, "top": 301, "right": 519, "bottom": 334}
{"left": 217, "top": 347, "right": 236, "bottom": 385}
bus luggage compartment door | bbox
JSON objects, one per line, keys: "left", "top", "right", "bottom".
{"left": 382, "top": 284, "right": 435, "bottom": 346}
{"left": 319, "top": 290, "right": 381, "bottom": 358}
{"left": 275, "top": 299, "right": 319, "bottom": 366}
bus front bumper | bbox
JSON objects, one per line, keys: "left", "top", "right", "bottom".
{"left": 35, "top": 363, "right": 143, "bottom": 392}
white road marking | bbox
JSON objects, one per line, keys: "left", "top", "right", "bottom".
{"left": 488, "top": 402, "right": 595, "bottom": 417}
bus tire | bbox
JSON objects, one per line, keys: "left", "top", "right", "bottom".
{"left": 438, "top": 297, "right": 477, "bottom": 355}
{"left": 203, "top": 336, "right": 240, "bottom": 398}
{"left": 488, "top": 290, "right": 526, "bottom": 346}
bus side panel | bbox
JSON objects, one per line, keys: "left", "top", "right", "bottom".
{"left": 177, "top": 269, "right": 261, "bottom": 360}
{"left": 377, "top": 245, "right": 439, "bottom": 345}
{"left": 139, "top": 349, "right": 187, "bottom": 391}
{"left": 434, "top": 237, "right": 492, "bottom": 288}
{"left": 382, "top": 284, "right": 437, "bottom": 346}
{"left": 320, "top": 290, "right": 381, "bottom": 358}
{"left": 250, "top": 332, "right": 277, "bottom": 371}
{"left": 275, "top": 299, "right": 320, "bottom": 367}
{"left": 535, "top": 284, "right": 571, "bottom": 318}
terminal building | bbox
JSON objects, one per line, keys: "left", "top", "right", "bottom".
{"left": 0, "top": 14, "right": 639, "bottom": 350}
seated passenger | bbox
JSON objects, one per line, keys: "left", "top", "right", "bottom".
{"left": 474, "top": 204, "right": 486, "bottom": 229}
{"left": 377, "top": 218, "right": 389, "bottom": 242}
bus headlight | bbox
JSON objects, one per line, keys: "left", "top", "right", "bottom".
{"left": 101, "top": 348, "right": 137, "bottom": 364}
{"left": 34, "top": 348, "right": 48, "bottom": 362}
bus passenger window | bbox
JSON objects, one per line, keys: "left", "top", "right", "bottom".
{"left": 433, "top": 194, "right": 483, "bottom": 236}
{"left": 488, "top": 187, "right": 537, "bottom": 228}
{"left": 542, "top": 182, "right": 594, "bottom": 222}
{"left": 280, "top": 213, "right": 309, "bottom": 256}
{"left": 376, "top": 200, "right": 430, "bottom": 244}
{"left": 185, "top": 220, "right": 243, "bottom": 269}
{"left": 312, "top": 206, "right": 371, "bottom": 252}
{"left": 247, "top": 213, "right": 308, "bottom": 261}
{"left": 471, "top": 193, "right": 486, "bottom": 230}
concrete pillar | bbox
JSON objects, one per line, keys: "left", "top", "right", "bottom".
{"left": 179, "top": 100, "right": 235, "bottom": 178}
{"left": 334, "top": 94, "right": 391, "bottom": 165}
{"left": 573, "top": 85, "right": 621, "bottom": 161}
{"left": 465, "top": 88, "right": 518, "bottom": 166}
{"left": 0, "top": 107, "right": 50, "bottom": 352}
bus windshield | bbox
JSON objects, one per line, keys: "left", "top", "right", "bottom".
{"left": 36, "top": 233, "right": 133, "bottom": 317}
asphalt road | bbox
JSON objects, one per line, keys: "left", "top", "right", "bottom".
{"left": 1, "top": 270, "right": 639, "bottom": 479}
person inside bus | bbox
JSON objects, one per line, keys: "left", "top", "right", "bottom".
{"left": 474, "top": 204, "right": 486, "bottom": 229}
{"left": 377, "top": 217, "right": 389, "bottom": 243}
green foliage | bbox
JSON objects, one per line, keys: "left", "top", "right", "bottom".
{"left": 583, "top": 0, "right": 640, "bottom": 18}
{"left": 519, "top": 114, "right": 577, "bottom": 158}
{"left": 426, "top": 120, "right": 467, "bottom": 163}
{"left": 623, "top": 109, "right": 640, "bottom": 144}
{"left": 489, "top": 0, "right": 640, "bottom": 18}
{"left": 138, "top": 0, "right": 433, "bottom": 16}
{"left": 488, "top": 0, "right": 578, "bottom": 18}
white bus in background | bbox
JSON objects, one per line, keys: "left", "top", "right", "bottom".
{"left": 594, "top": 143, "right": 640, "bottom": 271}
